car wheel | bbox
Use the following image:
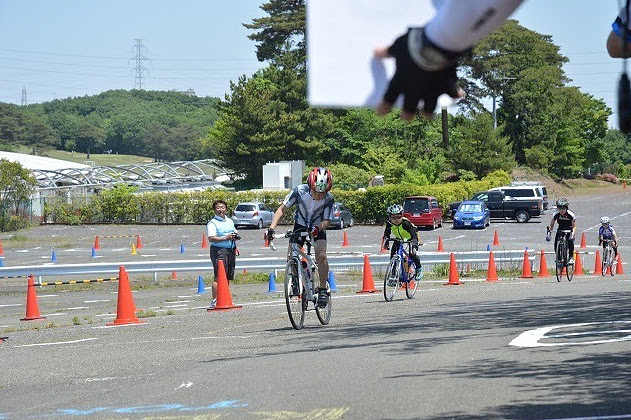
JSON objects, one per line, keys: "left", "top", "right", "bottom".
{"left": 257, "top": 219, "right": 263, "bottom": 229}
{"left": 515, "top": 211, "right": 530, "bottom": 223}
{"left": 349, "top": 217, "right": 354, "bottom": 227}
{"left": 339, "top": 219, "right": 344, "bottom": 230}
{"left": 438, "top": 218, "right": 443, "bottom": 227}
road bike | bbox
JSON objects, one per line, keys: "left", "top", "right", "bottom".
{"left": 554, "top": 229, "right": 574, "bottom": 282}
{"left": 601, "top": 239, "right": 617, "bottom": 277}
{"left": 270, "top": 229, "right": 331, "bottom": 330}
{"left": 383, "top": 238, "right": 422, "bottom": 302}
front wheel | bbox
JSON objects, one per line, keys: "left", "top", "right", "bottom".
{"left": 315, "top": 282, "right": 332, "bottom": 325}
{"left": 257, "top": 219, "right": 263, "bottom": 229}
{"left": 284, "top": 259, "right": 305, "bottom": 330}
{"left": 555, "top": 245, "right": 563, "bottom": 282}
{"left": 405, "top": 264, "right": 421, "bottom": 299}
{"left": 566, "top": 257, "right": 574, "bottom": 282}
{"left": 383, "top": 257, "right": 401, "bottom": 302}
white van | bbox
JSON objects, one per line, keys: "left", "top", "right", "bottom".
{"left": 489, "top": 185, "right": 547, "bottom": 210}
{"left": 509, "top": 182, "right": 549, "bottom": 209}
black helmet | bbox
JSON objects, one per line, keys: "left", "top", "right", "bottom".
{"left": 556, "top": 198, "right": 569, "bottom": 208}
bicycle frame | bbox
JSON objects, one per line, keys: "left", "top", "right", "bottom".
{"left": 383, "top": 239, "right": 420, "bottom": 301}
{"left": 602, "top": 239, "right": 616, "bottom": 276}
{"left": 393, "top": 240, "right": 415, "bottom": 283}
{"left": 555, "top": 230, "right": 572, "bottom": 266}
{"left": 285, "top": 230, "right": 318, "bottom": 301}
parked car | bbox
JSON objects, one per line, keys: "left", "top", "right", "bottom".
{"left": 232, "top": 202, "right": 274, "bottom": 229}
{"left": 403, "top": 196, "right": 443, "bottom": 229}
{"left": 448, "top": 190, "right": 543, "bottom": 223}
{"left": 489, "top": 185, "right": 547, "bottom": 210}
{"left": 510, "top": 181, "right": 549, "bottom": 210}
{"left": 329, "top": 202, "right": 354, "bottom": 229}
{"left": 453, "top": 201, "right": 490, "bottom": 229}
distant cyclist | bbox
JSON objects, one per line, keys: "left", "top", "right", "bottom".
{"left": 267, "top": 167, "right": 334, "bottom": 308}
{"left": 546, "top": 198, "right": 577, "bottom": 264}
{"left": 598, "top": 216, "right": 619, "bottom": 260}
{"left": 382, "top": 204, "right": 423, "bottom": 280}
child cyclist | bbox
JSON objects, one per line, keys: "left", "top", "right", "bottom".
{"left": 598, "top": 216, "right": 619, "bottom": 260}
{"left": 382, "top": 204, "right": 423, "bottom": 280}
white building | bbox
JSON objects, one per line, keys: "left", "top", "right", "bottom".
{"left": 262, "top": 161, "right": 304, "bottom": 190}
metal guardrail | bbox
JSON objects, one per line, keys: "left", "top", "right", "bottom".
{"left": 0, "top": 250, "right": 540, "bottom": 280}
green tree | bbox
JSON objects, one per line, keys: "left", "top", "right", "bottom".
{"left": 448, "top": 113, "right": 515, "bottom": 178}
{"left": 0, "top": 159, "right": 37, "bottom": 231}
{"left": 75, "top": 121, "right": 106, "bottom": 158}
{"left": 244, "top": 0, "right": 306, "bottom": 65}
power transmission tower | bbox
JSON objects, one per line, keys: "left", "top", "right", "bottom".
{"left": 21, "top": 86, "right": 27, "bottom": 106}
{"left": 130, "top": 39, "right": 150, "bottom": 90}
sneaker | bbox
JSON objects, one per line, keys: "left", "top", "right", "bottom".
{"left": 568, "top": 258, "right": 574, "bottom": 265}
{"left": 317, "top": 288, "right": 328, "bottom": 308}
{"left": 415, "top": 267, "right": 424, "bottom": 281}
{"left": 209, "top": 298, "right": 217, "bottom": 309}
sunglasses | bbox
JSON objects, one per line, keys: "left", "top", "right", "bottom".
{"left": 391, "top": 214, "right": 403, "bottom": 219}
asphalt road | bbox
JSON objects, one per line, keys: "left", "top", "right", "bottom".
{"left": 1, "top": 186, "right": 631, "bottom": 419}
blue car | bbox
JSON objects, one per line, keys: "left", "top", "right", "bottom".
{"left": 453, "top": 201, "right": 490, "bottom": 229}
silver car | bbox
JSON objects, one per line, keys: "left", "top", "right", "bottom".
{"left": 232, "top": 202, "right": 274, "bottom": 229}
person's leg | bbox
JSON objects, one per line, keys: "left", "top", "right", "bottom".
{"left": 568, "top": 233, "right": 575, "bottom": 261}
{"left": 224, "top": 248, "right": 236, "bottom": 281}
{"left": 314, "top": 239, "right": 329, "bottom": 289}
{"left": 209, "top": 247, "right": 219, "bottom": 301}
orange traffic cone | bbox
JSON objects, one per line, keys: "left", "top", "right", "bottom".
{"left": 594, "top": 250, "right": 602, "bottom": 275}
{"left": 21, "top": 275, "right": 45, "bottom": 321}
{"left": 93, "top": 236, "right": 100, "bottom": 251}
{"left": 171, "top": 271, "right": 178, "bottom": 280}
{"left": 445, "top": 253, "right": 462, "bottom": 285}
{"left": 616, "top": 253, "right": 625, "bottom": 274}
{"left": 107, "top": 266, "right": 145, "bottom": 326}
{"left": 579, "top": 232, "right": 587, "bottom": 249}
{"left": 201, "top": 234, "right": 208, "bottom": 249}
{"left": 520, "top": 250, "right": 533, "bottom": 278}
{"left": 574, "top": 252, "right": 583, "bottom": 276}
{"left": 486, "top": 251, "right": 499, "bottom": 282}
{"left": 380, "top": 237, "right": 389, "bottom": 253}
{"left": 538, "top": 250, "right": 550, "bottom": 277}
{"left": 0, "top": 240, "right": 4, "bottom": 256}
{"left": 492, "top": 230, "right": 500, "bottom": 246}
{"left": 208, "top": 260, "right": 242, "bottom": 311}
{"left": 437, "top": 236, "right": 444, "bottom": 252}
{"left": 357, "top": 254, "right": 379, "bottom": 293}
{"left": 135, "top": 235, "right": 143, "bottom": 250}
{"left": 342, "top": 230, "right": 349, "bottom": 247}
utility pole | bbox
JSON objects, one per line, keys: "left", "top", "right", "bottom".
{"left": 441, "top": 107, "right": 449, "bottom": 148}
{"left": 130, "top": 39, "right": 150, "bottom": 90}
{"left": 21, "top": 86, "right": 27, "bottom": 106}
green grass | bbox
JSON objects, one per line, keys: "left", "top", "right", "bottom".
{"left": 14, "top": 145, "right": 151, "bottom": 167}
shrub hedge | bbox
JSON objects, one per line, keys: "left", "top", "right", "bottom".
{"left": 43, "top": 170, "right": 511, "bottom": 225}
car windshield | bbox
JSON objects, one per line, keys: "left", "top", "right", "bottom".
{"left": 235, "top": 204, "right": 256, "bottom": 212}
{"left": 459, "top": 204, "right": 482, "bottom": 212}
{"left": 404, "top": 200, "right": 428, "bottom": 213}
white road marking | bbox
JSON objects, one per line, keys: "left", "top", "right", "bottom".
{"left": 66, "top": 306, "right": 89, "bottom": 310}
{"left": 140, "top": 254, "right": 157, "bottom": 257}
{"left": 85, "top": 299, "right": 110, "bottom": 303}
{"left": 16, "top": 338, "right": 98, "bottom": 347}
{"left": 45, "top": 313, "right": 67, "bottom": 317}
{"left": 0, "top": 303, "right": 21, "bottom": 307}
{"left": 38, "top": 295, "right": 58, "bottom": 298}
{"left": 510, "top": 321, "right": 631, "bottom": 347}
{"left": 175, "top": 381, "right": 193, "bottom": 390}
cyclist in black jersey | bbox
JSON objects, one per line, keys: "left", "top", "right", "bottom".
{"left": 546, "top": 198, "right": 577, "bottom": 264}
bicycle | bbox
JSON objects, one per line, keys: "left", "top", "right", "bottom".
{"left": 270, "top": 228, "right": 332, "bottom": 330}
{"left": 383, "top": 238, "right": 422, "bottom": 302}
{"left": 553, "top": 229, "right": 574, "bottom": 282}
{"left": 601, "top": 239, "right": 617, "bottom": 277}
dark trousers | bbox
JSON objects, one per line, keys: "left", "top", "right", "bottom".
{"left": 555, "top": 231, "right": 574, "bottom": 259}
{"left": 210, "top": 246, "right": 236, "bottom": 280}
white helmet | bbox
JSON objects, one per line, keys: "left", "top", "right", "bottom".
{"left": 601, "top": 216, "right": 610, "bottom": 224}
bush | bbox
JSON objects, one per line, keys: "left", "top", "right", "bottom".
{"left": 595, "top": 173, "right": 619, "bottom": 184}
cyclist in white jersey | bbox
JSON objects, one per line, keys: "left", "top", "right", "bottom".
{"left": 268, "top": 167, "right": 335, "bottom": 307}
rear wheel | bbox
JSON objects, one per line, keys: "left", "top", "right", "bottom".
{"left": 284, "top": 259, "right": 305, "bottom": 330}
{"left": 566, "top": 254, "right": 574, "bottom": 282}
{"left": 515, "top": 211, "right": 530, "bottom": 223}
{"left": 315, "top": 281, "right": 332, "bottom": 325}
{"left": 383, "top": 257, "right": 401, "bottom": 302}
{"left": 405, "top": 264, "right": 421, "bottom": 299}
{"left": 257, "top": 219, "right": 263, "bottom": 229}
{"left": 339, "top": 219, "right": 344, "bottom": 230}
{"left": 609, "top": 248, "right": 616, "bottom": 276}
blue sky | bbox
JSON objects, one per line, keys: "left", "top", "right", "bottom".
{"left": 0, "top": 0, "right": 625, "bottom": 127}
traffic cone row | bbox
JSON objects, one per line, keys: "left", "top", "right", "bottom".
{"left": 579, "top": 232, "right": 587, "bottom": 249}
{"left": 520, "top": 250, "right": 533, "bottom": 278}
{"left": 492, "top": 230, "right": 500, "bottom": 246}
{"left": 437, "top": 236, "right": 444, "bottom": 252}
{"left": 93, "top": 236, "right": 100, "bottom": 251}
{"left": 486, "top": 251, "right": 498, "bottom": 282}
{"left": 136, "top": 235, "right": 143, "bottom": 250}
{"left": 617, "top": 253, "right": 625, "bottom": 274}
{"left": 594, "top": 250, "right": 602, "bottom": 275}
{"left": 538, "top": 250, "right": 550, "bottom": 277}
{"left": 574, "top": 252, "right": 583, "bottom": 276}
